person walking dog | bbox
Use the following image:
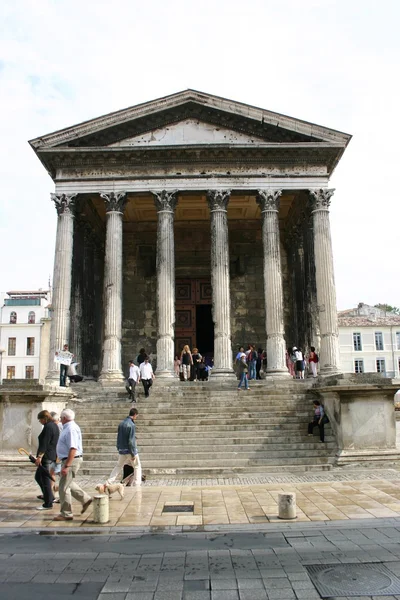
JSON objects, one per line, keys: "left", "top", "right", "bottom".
{"left": 54, "top": 408, "right": 92, "bottom": 521}
{"left": 107, "top": 408, "right": 142, "bottom": 486}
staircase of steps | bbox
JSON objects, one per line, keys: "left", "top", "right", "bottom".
{"left": 69, "top": 380, "right": 336, "bottom": 478}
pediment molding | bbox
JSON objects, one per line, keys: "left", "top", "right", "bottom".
{"left": 30, "top": 89, "right": 351, "bottom": 151}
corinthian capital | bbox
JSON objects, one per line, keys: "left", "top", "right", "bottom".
{"left": 309, "top": 188, "right": 335, "bottom": 211}
{"left": 256, "top": 189, "right": 282, "bottom": 212}
{"left": 206, "top": 190, "right": 231, "bottom": 211}
{"left": 100, "top": 192, "right": 128, "bottom": 213}
{"left": 152, "top": 190, "right": 178, "bottom": 213}
{"left": 51, "top": 193, "right": 77, "bottom": 215}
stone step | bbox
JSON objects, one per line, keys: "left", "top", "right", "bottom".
{"left": 80, "top": 423, "right": 317, "bottom": 434}
{"left": 79, "top": 464, "right": 333, "bottom": 477}
{"left": 80, "top": 455, "right": 334, "bottom": 469}
{"left": 84, "top": 447, "right": 334, "bottom": 461}
{"left": 80, "top": 415, "right": 312, "bottom": 427}
{"left": 83, "top": 432, "right": 334, "bottom": 443}
{"left": 83, "top": 440, "right": 334, "bottom": 453}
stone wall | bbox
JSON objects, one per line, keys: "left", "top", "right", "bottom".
{"left": 120, "top": 220, "right": 296, "bottom": 369}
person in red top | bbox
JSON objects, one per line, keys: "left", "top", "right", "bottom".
{"left": 308, "top": 346, "right": 319, "bottom": 378}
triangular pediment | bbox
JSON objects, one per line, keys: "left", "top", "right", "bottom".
{"left": 29, "top": 89, "right": 351, "bottom": 151}
{"left": 108, "top": 119, "right": 269, "bottom": 147}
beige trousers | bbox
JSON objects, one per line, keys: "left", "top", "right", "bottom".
{"left": 107, "top": 453, "right": 142, "bottom": 486}
{"left": 59, "top": 458, "right": 91, "bottom": 517}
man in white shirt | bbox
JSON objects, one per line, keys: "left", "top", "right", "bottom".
{"left": 126, "top": 360, "right": 140, "bottom": 402}
{"left": 139, "top": 355, "right": 155, "bottom": 398}
{"left": 54, "top": 408, "right": 92, "bottom": 521}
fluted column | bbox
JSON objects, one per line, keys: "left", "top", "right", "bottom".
{"left": 206, "top": 190, "right": 234, "bottom": 376}
{"left": 152, "top": 190, "right": 178, "bottom": 377}
{"left": 46, "top": 194, "right": 76, "bottom": 384}
{"left": 99, "top": 192, "right": 127, "bottom": 383}
{"left": 309, "top": 188, "right": 340, "bottom": 374}
{"left": 256, "top": 189, "right": 289, "bottom": 377}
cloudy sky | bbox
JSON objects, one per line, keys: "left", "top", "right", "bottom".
{"left": 0, "top": 0, "right": 398, "bottom": 310}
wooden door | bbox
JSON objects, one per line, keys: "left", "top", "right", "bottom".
{"left": 175, "top": 279, "right": 212, "bottom": 353}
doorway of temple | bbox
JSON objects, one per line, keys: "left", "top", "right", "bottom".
{"left": 175, "top": 279, "right": 213, "bottom": 357}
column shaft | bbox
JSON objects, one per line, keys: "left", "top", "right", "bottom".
{"left": 257, "top": 190, "right": 289, "bottom": 376}
{"left": 207, "top": 191, "right": 234, "bottom": 376}
{"left": 153, "top": 191, "right": 178, "bottom": 377}
{"left": 99, "top": 192, "right": 127, "bottom": 383}
{"left": 46, "top": 194, "right": 76, "bottom": 384}
{"left": 310, "top": 189, "right": 340, "bottom": 374}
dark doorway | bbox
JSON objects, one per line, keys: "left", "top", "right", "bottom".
{"left": 196, "top": 305, "right": 214, "bottom": 355}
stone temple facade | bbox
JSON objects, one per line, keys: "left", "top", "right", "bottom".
{"left": 29, "top": 90, "right": 351, "bottom": 384}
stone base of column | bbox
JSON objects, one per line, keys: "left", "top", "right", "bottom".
{"left": 265, "top": 369, "right": 291, "bottom": 379}
{"left": 211, "top": 369, "right": 235, "bottom": 378}
{"left": 156, "top": 370, "right": 175, "bottom": 379}
{"left": 99, "top": 371, "right": 125, "bottom": 387}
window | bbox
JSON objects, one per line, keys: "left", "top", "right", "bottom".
{"left": 9, "top": 311, "right": 17, "bottom": 324}
{"left": 354, "top": 359, "right": 364, "bottom": 374}
{"left": 26, "top": 337, "right": 35, "bottom": 356}
{"left": 376, "top": 359, "right": 386, "bottom": 374}
{"left": 7, "top": 337, "right": 16, "bottom": 356}
{"left": 25, "top": 366, "right": 34, "bottom": 379}
{"left": 353, "top": 332, "right": 362, "bottom": 351}
{"left": 28, "top": 311, "right": 36, "bottom": 324}
{"left": 397, "top": 331, "right": 400, "bottom": 350}
{"left": 6, "top": 366, "right": 15, "bottom": 379}
{"left": 375, "top": 331, "right": 384, "bottom": 351}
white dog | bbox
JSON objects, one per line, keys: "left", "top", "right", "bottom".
{"left": 95, "top": 482, "right": 125, "bottom": 499}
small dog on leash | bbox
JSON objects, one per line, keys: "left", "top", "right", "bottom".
{"left": 95, "top": 482, "right": 125, "bottom": 499}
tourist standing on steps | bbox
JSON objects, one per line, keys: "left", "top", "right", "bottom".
{"left": 180, "top": 345, "right": 193, "bottom": 381}
{"left": 247, "top": 345, "right": 257, "bottom": 380}
{"left": 293, "top": 346, "right": 305, "bottom": 379}
{"left": 256, "top": 348, "right": 263, "bottom": 380}
{"left": 54, "top": 408, "right": 92, "bottom": 521}
{"left": 35, "top": 410, "right": 60, "bottom": 511}
{"left": 191, "top": 347, "right": 202, "bottom": 381}
{"left": 235, "top": 346, "right": 245, "bottom": 379}
{"left": 237, "top": 354, "right": 250, "bottom": 391}
{"left": 307, "top": 346, "right": 319, "bottom": 378}
{"left": 137, "top": 348, "right": 147, "bottom": 366}
{"left": 139, "top": 355, "right": 155, "bottom": 397}
{"left": 174, "top": 355, "right": 181, "bottom": 378}
{"left": 107, "top": 407, "right": 142, "bottom": 486}
{"left": 126, "top": 360, "right": 140, "bottom": 402}
{"left": 286, "top": 348, "right": 296, "bottom": 378}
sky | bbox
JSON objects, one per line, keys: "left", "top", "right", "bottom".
{"left": 0, "top": 0, "right": 399, "bottom": 310}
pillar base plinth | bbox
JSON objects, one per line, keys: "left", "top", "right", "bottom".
{"left": 265, "top": 369, "right": 291, "bottom": 379}
{"left": 156, "top": 370, "right": 175, "bottom": 379}
{"left": 211, "top": 369, "right": 235, "bottom": 378}
{"left": 99, "top": 371, "right": 125, "bottom": 387}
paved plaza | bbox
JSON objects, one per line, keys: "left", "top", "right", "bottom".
{"left": 3, "top": 470, "right": 400, "bottom": 598}
{"left": 2, "top": 470, "right": 400, "bottom": 530}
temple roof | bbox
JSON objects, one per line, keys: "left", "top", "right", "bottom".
{"left": 29, "top": 89, "right": 351, "bottom": 179}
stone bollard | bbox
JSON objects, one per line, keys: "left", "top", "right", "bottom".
{"left": 278, "top": 492, "right": 297, "bottom": 520}
{"left": 92, "top": 494, "right": 109, "bottom": 523}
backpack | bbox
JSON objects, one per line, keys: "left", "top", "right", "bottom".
{"left": 314, "top": 353, "right": 319, "bottom": 363}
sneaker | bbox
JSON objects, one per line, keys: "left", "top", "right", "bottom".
{"left": 53, "top": 498, "right": 60, "bottom": 504}
{"left": 81, "top": 498, "right": 93, "bottom": 514}
{"left": 36, "top": 504, "right": 53, "bottom": 511}
{"left": 54, "top": 514, "right": 73, "bottom": 521}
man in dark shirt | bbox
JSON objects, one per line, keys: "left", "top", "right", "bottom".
{"left": 35, "top": 410, "right": 60, "bottom": 510}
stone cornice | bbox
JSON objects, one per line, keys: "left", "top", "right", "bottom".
{"left": 29, "top": 90, "right": 351, "bottom": 150}
{"left": 38, "top": 144, "right": 343, "bottom": 180}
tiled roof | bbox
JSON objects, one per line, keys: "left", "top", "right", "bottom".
{"left": 338, "top": 316, "right": 400, "bottom": 327}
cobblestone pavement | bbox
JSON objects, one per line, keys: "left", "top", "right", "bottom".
{"left": 3, "top": 469, "right": 400, "bottom": 530}
{"left": 2, "top": 519, "right": 400, "bottom": 599}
